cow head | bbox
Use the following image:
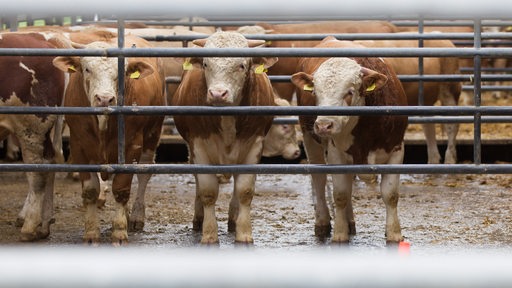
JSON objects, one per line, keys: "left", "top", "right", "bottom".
{"left": 52, "top": 41, "right": 154, "bottom": 108}
{"left": 190, "top": 31, "right": 277, "bottom": 106}
{"left": 291, "top": 57, "right": 387, "bottom": 138}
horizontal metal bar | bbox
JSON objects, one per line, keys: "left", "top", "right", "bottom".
{"left": 163, "top": 115, "right": 512, "bottom": 126}
{"left": 2, "top": 163, "right": 512, "bottom": 174}
{"left": 142, "top": 32, "right": 512, "bottom": 42}
{"left": 463, "top": 85, "right": 512, "bottom": 91}
{"left": 4, "top": 105, "right": 512, "bottom": 116}
{"left": 2, "top": 47, "right": 512, "bottom": 58}
{"left": 2, "top": 105, "right": 512, "bottom": 116}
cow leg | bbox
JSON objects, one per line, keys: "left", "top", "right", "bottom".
{"left": 302, "top": 134, "right": 331, "bottom": 237}
{"left": 381, "top": 143, "right": 404, "bottom": 243}
{"left": 17, "top": 132, "right": 55, "bottom": 241}
{"left": 129, "top": 149, "right": 156, "bottom": 232}
{"left": 330, "top": 173, "right": 354, "bottom": 243}
{"left": 192, "top": 193, "right": 204, "bottom": 231}
{"left": 196, "top": 173, "right": 219, "bottom": 244}
{"left": 227, "top": 188, "right": 238, "bottom": 233}
{"left": 439, "top": 86, "right": 459, "bottom": 164}
{"left": 422, "top": 123, "right": 441, "bottom": 164}
{"left": 81, "top": 172, "right": 101, "bottom": 244}
{"left": 111, "top": 174, "right": 133, "bottom": 246}
{"left": 232, "top": 174, "right": 256, "bottom": 243}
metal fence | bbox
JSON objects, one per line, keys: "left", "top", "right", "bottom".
{"left": 1, "top": 16, "right": 512, "bottom": 174}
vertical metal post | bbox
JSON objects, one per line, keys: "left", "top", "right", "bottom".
{"left": 473, "top": 18, "right": 482, "bottom": 165}
{"left": 117, "top": 18, "right": 126, "bottom": 164}
{"left": 418, "top": 16, "right": 425, "bottom": 106}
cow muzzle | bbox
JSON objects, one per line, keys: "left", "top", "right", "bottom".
{"left": 94, "top": 94, "right": 116, "bottom": 107}
{"left": 314, "top": 118, "right": 335, "bottom": 137}
{"left": 207, "top": 88, "right": 230, "bottom": 105}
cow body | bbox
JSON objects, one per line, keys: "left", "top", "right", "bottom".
{"left": 0, "top": 32, "right": 65, "bottom": 241}
{"left": 172, "top": 31, "right": 276, "bottom": 244}
{"left": 53, "top": 35, "right": 165, "bottom": 245}
{"left": 252, "top": 21, "right": 399, "bottom": 101}
{"left": 291, "top": 37, "right": 408, "bottom": 243}
{"left": 356, "top": 37, "right": 461, "bottom": 164}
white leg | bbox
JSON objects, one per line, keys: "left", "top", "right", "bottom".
{"left": 129, "top": 150, "right": 156, "bottom": 231}
{"left": 439, "top": 86, "right": 459, "bottom": 164}
{"left": 233, "top": 174, "right": 256, "bottom": 243}
{"left": 82, "top": 173, "right": 101, "bottom": 244}
{"left": 422, "top": 123, "right": 441, "bottom": 164}
{"left": 196, "top": 173, "right": 219, "bottom": 244}
{"left": 112, "top": 202, "right": 129, "bottom": 246}
{"left": 302, "top": 133, "right": 331, "bottom": 237}
{"left": 380, "top": 143, "right": 404, "bottom": 243}
{"left": 380, "top": 173, "right": 402, "bottom": 243}
{"left": 331, "top": 173, "right": 353, "bottom": 243}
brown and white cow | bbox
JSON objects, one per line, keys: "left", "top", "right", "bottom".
{"left": 53, "top": 35, "right": 166, "bottom": 245}
{"left": 0, "top": 32, "right": 66, "bottom": 241}
{"left": 171, "top": 31, "right": 277, "bottom": 244}
{"left": 248, "top": 21, "right": 399, "bottom": 101}
{"left": 291, "top": 37, "right": 408, "bottom": 243}
{"left": 356, "top": 36, "right": 462, "bottom": 164}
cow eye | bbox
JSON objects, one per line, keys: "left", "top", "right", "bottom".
{"left": 202, "top": 63, "right": 208, "bottom": 69}
{"left": 239, "top": 64, "right": 246, "bottom": 70}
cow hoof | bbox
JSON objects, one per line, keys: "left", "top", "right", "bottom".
{"left": 112, "top": 238, "right": 129, "bottom": 247}
{"left": 128, "top": 220, "right": 144, "bottom": 232}
{"left": 112, "top": 230, "right": 128, "bottom": 246}
{"left": 349, "top": 221, "right": 356, "bottom": 235}
{"left": 331, "top": 235, "right": 350, "bottom": 244}
{"left": 20, "top": 231, "right": 39, "bottom": 242}
{"left": 200, "top": 236, "right": 219, "bottom": 245}
{"left": 315, "top": 224, "right": 332, "bottom": 238}
{"left": 83, "top": 231, "right": 101, "bottom": 246}
{"left": 227, "top": 220, "right": 236, "bottom": 233}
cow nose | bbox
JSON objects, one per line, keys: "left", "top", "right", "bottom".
{"left": 314, "top": 119, "right": 334, "bottom": 135}
{"left": 208, "top": 89, "right": 228, "bottom": 100}
{"left": 95, "top": 94, "right": 116, "bottom": 107}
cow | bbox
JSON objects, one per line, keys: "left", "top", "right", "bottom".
{"left": 0, "top": 32, "right": 66, "bottom": 241}
{"left": 262, "top": 97, "right": 302, "bottom": 160}
{"left": 248, "top": 21, "right": 399, "bottom": 102}
{"left": 52, "top": 35, "right": 166, "bottom": 245}
{"left": 291, "top": 36, "right": 408, "bottom": 243}
{"left": 356, "top": 36, "right": 461, "bottom": 164}
{"left": 171, "top": 31, "right": 277, "bottom": 244}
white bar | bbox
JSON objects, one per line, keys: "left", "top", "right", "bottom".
{"left": 1, "top": 247, "right": 512, "bottom": 287}
{"left": 2, "top": 0, "right": 512, "bottom": 18}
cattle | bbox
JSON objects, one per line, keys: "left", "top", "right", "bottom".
{"left": 0, "top": 32, "right": 66, "bottom": 241}
{"left": 356, "top": 36, "right": 462, "bottom": 164}
{"left": 248, "top": 21, "right": 399, "bottom": 101}
{"left": 291, "top": 37, "right": 408, "bottom": 243}
{"left": 52, "top": 35, "right": 166, "bottom": 245}
{"left": 171, "top": 31, "right": 277, "bottom": 244}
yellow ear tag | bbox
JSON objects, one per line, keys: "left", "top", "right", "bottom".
{"left": 366, "top": 83, "right": 376, "bottom": 92}
{"left": 130, "top": 70, "right": 141, "bottom": 79}
{"left": 255, "top": 64, "right": 267, "bottom": 74}
{"left": 506, "top": 26, "right": 512, "bottom": 32}
{"left": 183, "top": 61, "right": 193, "bottom": 71}
{"left": 265, "top": 40, "right": 272, "bottom": 46}
{"left": 68, "top": 65, "right": 76, "bottom": 72}
{"left": 303, "top": 84, "right": 314, "bottom": 92}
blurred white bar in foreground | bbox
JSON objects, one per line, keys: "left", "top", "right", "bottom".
{"left": 1, "top": 0, "right": 512, "bottom": 18}
{"left": 1, "top": 247, "right": 512, "bottom": 288}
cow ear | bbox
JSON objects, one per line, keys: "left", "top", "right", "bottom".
{"left": 291, "top": 72, "right": 315, "bottom": 92}
{"left": 126, "top": 61, "right": 154, "bottom": 80}
{"left": 252, "top": 57, "right": 278, "bottom": 73}
{"left": 360, "top": 67, "right": 388, "bottom": 93}
{"left": 52, "top": 56, "right": 81, "bottom": 73}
